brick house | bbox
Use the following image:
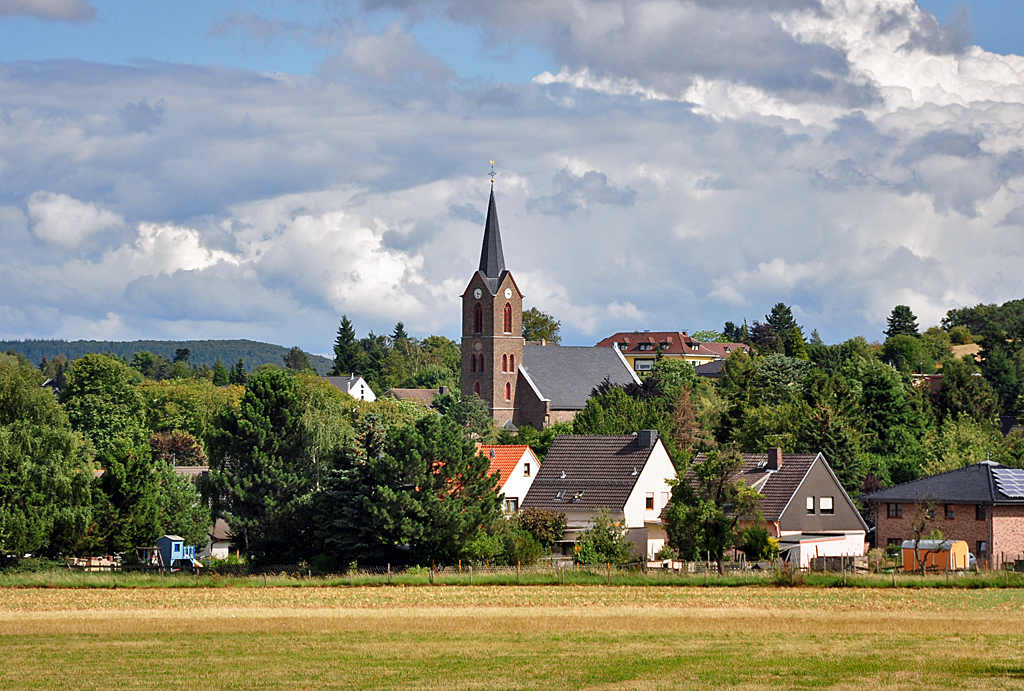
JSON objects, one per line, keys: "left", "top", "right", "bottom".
{"left": 863, "top": 461, "right": 1024, "bottom": 568}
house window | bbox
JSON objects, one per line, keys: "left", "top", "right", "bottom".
{"left": 505, "top": 382, "right": 511, "bottom": 401}
{"left": 509, "top": 354, "right": 515, "bottom": 371}
{"left": 555, "top": 489, "right": 565, "bottom": 500}
{"left": 473, "top": 382, "right": 481, "bottom": 397}
{"left": 618, "top": 344, "right": 628, "bottom": 351}
{"left": 976, "top": 504, "right": 986, "bottom": 521}
{"left": 638, "top": 343, "right": 655, "bottom": 351}
{"left": 634, "top": 359, "right": 654, "bottom": 371}
{"left": 659, "top": 342, "right": 670, "bottom": 350}
{"left": 504, "top": 498, "right": 519, "bottom": 513}
{"left": 945, "top": 504, "right": 955, "bottom": 520}
{"left": 927, "top": 506, "right": 935, "bottom": 519}
{"left": 977, "top": 540, "right": 988, "bottom": 557}
{"left": 806, "top": 496, "right": 815, "bottom": 515}
{"left": 473, "top": 303, "right": 483, "bottom": 333}
{"left": 523, "top": 463, "right": 530, "bottom": 477}
{"left": 502, "top": 354, "right": 508, "bottom": 372}
{"left": 646, "top": 493, "right": 655, "bottom": 510}
{"left": 503, "top": 303, "right": 513, "bottom": 333}
{"left": 820, "top": 496, "right": 834, "bottom": 515}
{"left": 887, "top": 538, "right": 902, "bottom": 547}
{"left": 887, "top": 503, "right": 902, "bottom": 518}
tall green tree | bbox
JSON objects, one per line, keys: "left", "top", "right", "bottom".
{"left": 391, "top": 322, "right": 409, "bottom": 343}
{"left": 0, "top": 353, "right": 92, "bottom": 556}
{"left": 61, "top": 353, "right": 146, "bottom": 459}
{"left": 212, "top": 360, "right": 229, "bottom": 386}
{"left": 932, "top": 358, "right": 999, "bottom": 425}
{"left": 664, "top": 446, "right": 761, "bottom": 573}
{"left": 229, "top": 359, "right": 248, "bottom": 385}
{"left": 522, "top": 307, "right": 562, "bottom": 344}
{"left": 331, "top": 316, "right": 361, "bottom": 376}
{"left": 87, "top": 440, "right": 163, "bottom": 554}
{"left": 882, "top": 334, "right": 935, "bottom": 374}
{"left": 319, "top": 414, "right": 502, "bottom": 566}
{"left": 209, "top": 369, "right": 314, "bottom": 563}
{"left": 885, "top": 305, "right": 920, "bottom": 338}
{"left": 283, "top": 346, "right": 315, "bottom": 373}
{"left": 766, "top": 303, "right": 799, "bottom": 351}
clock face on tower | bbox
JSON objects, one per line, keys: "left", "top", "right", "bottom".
{"left": 474, "top": 288, "right": 482, "bottom": 299}
{"left": 504, "top": 288, "right": 512, "bottom": 299}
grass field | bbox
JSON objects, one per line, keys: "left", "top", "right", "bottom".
{"left": 2, "top": 586, "right": 1024, "bottom": 690}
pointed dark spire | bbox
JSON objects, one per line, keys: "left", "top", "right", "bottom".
{"left": 478, "top": 187, "right": 505, "bottom": 278}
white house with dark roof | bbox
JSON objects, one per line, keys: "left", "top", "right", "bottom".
{"left": 323, "top": 375, "right": 376, "bottom": 401}
{"left": 691, "top": 448, "right": 867, "bottom": 568}
{"left": 521, "top": 430, "right": 676, "bottom": 560}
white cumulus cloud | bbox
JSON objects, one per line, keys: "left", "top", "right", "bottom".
{"left": 26, "top": 192, "right": 123, "bottom": 248}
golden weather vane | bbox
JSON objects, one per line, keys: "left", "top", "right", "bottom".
{"left": 490, "top": 160, "right": 495, "bottom": 184}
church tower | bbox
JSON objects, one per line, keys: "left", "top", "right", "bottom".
{"left": 461, "top": 187, "right": 524, "bottom": 426}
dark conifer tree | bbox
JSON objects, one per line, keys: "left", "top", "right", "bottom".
{"left": 885, "top": 305, "right": 920, "bottom": 338}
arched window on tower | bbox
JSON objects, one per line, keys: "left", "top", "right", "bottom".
{"left": 478, "top": 354, "right": 485, "bottom": 372}
{"left": 505, "top": 382, "right": 511, "bottom": 401}
{"left": 474, "top": 381, "right": 481, "bottom": 397}
{"left": 470, "top": 354, "right": 476, "bottom": 373}
{"left": 502, "top": 354, "right": 508, "bottom": 372}
{"left": 509, "top": 353, "right": 515, "bottom": 371}
{"left": 473, "top": 303, "right": 483, "bottom": 333}
{"left": 503, "top": 302, "right": 512, "bottom": 334}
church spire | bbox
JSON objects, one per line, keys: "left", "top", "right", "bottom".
{"left": 478, "top": 187, "right": 505, "bottom": 278}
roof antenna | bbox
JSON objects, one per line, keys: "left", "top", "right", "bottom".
{"left": 560, "top": 470, "right": 566, "bottom": 479}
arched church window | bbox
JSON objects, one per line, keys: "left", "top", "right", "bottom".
{"left": 503, "top": 303, "right": 512, "bottom": 334}
{"left": 509, "top": 354, "right": 515, "bottom": 371}
{"left": 474, "top": 303, "right": 483, "bottom": 333}
{"left": 470, "top": 354, "right": 476, "bottom": 373}
{"left": 474, "top": 381, "right": 481, "bottom": 397}
{"left": 502, "top": 354, "right": 508, "bottom": 372}
{"left": 478, "top": 354, "right": 484, "bottom": 372}
{"left": 505, "top": 382, "right": 511, "bottom": 401}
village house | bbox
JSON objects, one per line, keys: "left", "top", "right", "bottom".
{"left": 691, "top": 448, "right": 867, "bottom": 568}
{"left": 863, "top": 461, "right": 1024, "bottom": 568}
{"left": 521, "top": 431, "right": 675, "bottom": 560}
{"left": 476, "top": 443, "right": 540, "bottom": 514}
{"left": 594, "top": 330, "right": 749, "bottom": 374}
{"left": 323, "top": 374, "right": 376, "bottom": 401}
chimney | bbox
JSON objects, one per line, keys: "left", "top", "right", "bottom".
{"left": 438, "top": 385, "right": 447, "bottom": 395}
{"left": 637, "top": 429, "right": 658, "bottom": 448}
{"left": 767, "top": 447, "right": 782, "bottom": 470}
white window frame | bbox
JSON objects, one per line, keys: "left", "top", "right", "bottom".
{"left": 806, "top": 496, "right": 815, "bottom": 514}
{"left": 819, "top": 496, "right": 834, "bottom": 515}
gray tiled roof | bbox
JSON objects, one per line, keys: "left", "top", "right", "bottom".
{"left": 521, "top": 435, "right": 660, "bottom": 512}
{"left": 521, "top": 345, "right": 637, "bottom": 410}
{"left": 690, "top": 453, "right": 818, "bottom": 522}
{"left": 478, "top": 188, "right": 505, "bottom": 279}
{"left": 863, "top": 462, "right": 1024, "bottom": 504}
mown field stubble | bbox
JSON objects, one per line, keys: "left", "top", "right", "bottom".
{"left": 2, "top": 586, "right": 1023, "bottom": 690}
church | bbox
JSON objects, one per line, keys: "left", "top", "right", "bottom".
{"left": 460, "top": 187, "right": 638, "bottom": 431}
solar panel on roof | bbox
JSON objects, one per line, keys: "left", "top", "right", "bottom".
{"left": 993, "top": 468, "right": 1024, "bottom": 498}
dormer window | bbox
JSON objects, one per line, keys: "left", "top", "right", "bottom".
{"left": 659, "top": 342, "right": 669, "bottom": 350}
{"left": 638, "top": 343, "right": 655, "bottom": 351}
{"left": 618, "top": 344, "right": 628, "bottom": 351}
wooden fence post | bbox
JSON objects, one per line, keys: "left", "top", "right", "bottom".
{"left": 469, "top": 566, "right": 473, "bottom": 585}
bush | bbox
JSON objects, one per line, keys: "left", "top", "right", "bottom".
{"left": 574, "top": 509, "right": 634, "bottom": 564}
{"left": 467, "top": 519, "right": 544, "bottom": 566}
{"left": 770, "top": 563, "right": 805, "bottom": 587}
{"left": 655, "top": 545, "right": 678, "bottom": 560}
{"left": 736, "top": 526, "right": 779, "bottom": 561}
{"left": 513, "top": 507, "right": 567, "bottom": 551}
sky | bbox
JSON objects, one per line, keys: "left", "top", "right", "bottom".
{"left": 2, "top": 0, "right": 1024, "bottom": 355}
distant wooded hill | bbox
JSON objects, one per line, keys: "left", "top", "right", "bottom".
{"left": 0, "top": 339, "right": 332, "bottom": 375}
